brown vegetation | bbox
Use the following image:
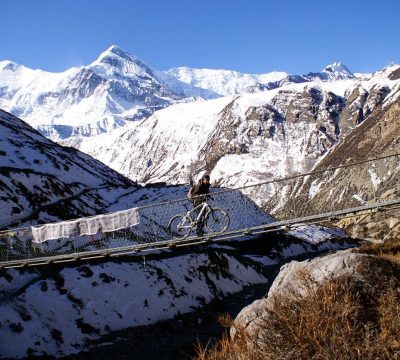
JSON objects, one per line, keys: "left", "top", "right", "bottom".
{"left": 195, "top": 240, "right": 400, "bottom": 360}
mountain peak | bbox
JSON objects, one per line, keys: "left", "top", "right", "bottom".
{"left": 97, "top": 45, "right": 140, "bottom": 64}
{"left": 107, "top": 44, "right": 123, "bottom": 53}
{"left": 90, "top": 45, "right": 154, "bottom": 79}
{"left": 321, "top": 62, "right": 354, "bottom": 80}
{"left": 0, "top": 60, "right": 20, "bottom": 72}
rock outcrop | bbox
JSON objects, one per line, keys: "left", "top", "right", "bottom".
{"left": 233, "top": 250, "right": 371, "bottom": 337}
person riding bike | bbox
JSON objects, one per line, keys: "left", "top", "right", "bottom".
{"left": 188, "top": 174, "right": 210, "bottom": 206}
{"left": 187, "top": 173, "right": 211, "bottom": 235}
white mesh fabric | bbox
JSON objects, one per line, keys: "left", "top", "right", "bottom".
{"left": 31, "top": 207, "right": 140, "bottom": 243}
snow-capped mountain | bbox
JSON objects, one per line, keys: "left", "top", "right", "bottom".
{"left": 309, "top": 62, "right": 355, "bottom": 81}
{"left": 67, "top": 64, "right": 400, "bottom": 209}
{"left": 0, "top": 45, "right": 359, "bottom": 142}
{"left": 166, "top": 67, "right": 288, "bottom": 96}
{"left": 0, "top": 46, "right": 219, "bottom": 142}
{"left": 266, "top": 62, "right": 356, "bottom": 89}
{"left": 166, "top": 62, "right": 355, "bottom": 96}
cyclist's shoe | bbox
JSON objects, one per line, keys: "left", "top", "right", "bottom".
{"left": 196, "top": 228, "right": 204, "bottom": 237}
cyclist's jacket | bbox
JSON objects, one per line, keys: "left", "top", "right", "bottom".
{"left": 188, "top": 181, "right": 210, "bottom": 206}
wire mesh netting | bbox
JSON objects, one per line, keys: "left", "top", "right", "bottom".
{"left": 0, "top": 189, "right": 273, "bottom": 265}
{"left": 0, "top": 153, "right": 399, "bottom": 266}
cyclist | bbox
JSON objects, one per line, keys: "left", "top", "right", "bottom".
{"left": 188, "top": 173, "right": 210, "bottom": 206}
{"left": 188, "top": 173, "right": 211, "bottom": 235}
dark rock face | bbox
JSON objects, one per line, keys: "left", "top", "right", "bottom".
{"left": 388, "top": 67, "right": 400, "bottom": 80}
{"left": 196, "top": 87, "right": 345, "bottom": 178}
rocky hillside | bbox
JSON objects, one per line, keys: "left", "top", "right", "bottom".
{"left": 0, "top": 109, "right": 139, "bottom": 229}
{"left": 67, "top": 64, "right": 400, "bottom": 210}
{"left": 234, "top": 250, "right": 369, "bottom": 336}
{"left": 224, "top": 246, "right": 400, "bottom": 360}
{"left": 269, "top": 68, "right": 400, "bottom": 239}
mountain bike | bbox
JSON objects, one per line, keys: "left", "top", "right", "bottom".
{"left": 168, "top": 201, "right": 230, "bottom": 239}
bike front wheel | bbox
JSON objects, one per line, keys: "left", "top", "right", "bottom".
{"left": 206, "top": 208, "right": 230, "bottom": 234}
{"left": 168, "top": 214, "right": 192, "bottom": 239}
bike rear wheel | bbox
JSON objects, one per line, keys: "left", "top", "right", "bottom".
{"left": 206, "top": 208, "right": 230, "bottom": 234}
{"left": 168, "top": 214, "right": 192, "bottom": 239}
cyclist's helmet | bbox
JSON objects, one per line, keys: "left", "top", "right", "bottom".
{"left": 197, "top": 171, "right": 209, "bottom": 182}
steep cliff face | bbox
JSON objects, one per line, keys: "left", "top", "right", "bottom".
{"left": 270, "top": 77, "right": 400, "bottom": 239}
{"left": 70, "top": 85, "right": 348, "bottom": 188}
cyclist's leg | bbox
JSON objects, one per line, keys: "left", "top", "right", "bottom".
{"left": 191, "top": 201, "right": 204, "bottom": 236}
{"left": 196, "top": 203, "right": 207, "bottom": 236}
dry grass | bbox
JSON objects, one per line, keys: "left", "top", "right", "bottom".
{"left": 195, "top": 239, "right": 400, "bottom": 360}
{"left": 382, "top": 253, "right": 400, "bottom": 265}
{"left": 355, "top": 237, "right": 400, "bottom": 258}
{"left": 355, "top": 237, "right": 400, "bottom": 266}
{"left": 195, "top": 314, "right": 251, "bottom": 360}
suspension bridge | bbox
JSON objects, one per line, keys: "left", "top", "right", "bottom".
{"left": 0, "top": 153, "right": 399, "bottom": 269}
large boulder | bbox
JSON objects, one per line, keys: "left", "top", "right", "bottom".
{"left": 233, "top": 250, "right": 370, "bottom": 336}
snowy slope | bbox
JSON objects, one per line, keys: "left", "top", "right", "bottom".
{"left": 0, "top": 228, "right": 353, "bottom": 358}
{"left": 0, "top": 108, "right": 272, "bottom": 233}
{"left": 68, "top": 64, "right": 400, "bottom": 208}
{"left": 0, "top": 109, "right": 137, "bottom": 228}
{"left": 166, "top": 67, "right": 288, "bottom": 96}
{"left": 0, "top": 46, "right": 218, "bottom": 141}
{"left": 1, "top": 45, "right": 359, "bottom": 142}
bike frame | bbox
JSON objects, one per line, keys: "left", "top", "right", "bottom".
{"left": 187, "top": 202, "right": 210, "bottom": 225}
{"left": 168, "top": 200, "right": 230, "bottom": 239}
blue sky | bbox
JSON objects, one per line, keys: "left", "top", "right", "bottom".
{"left": 1, "top": 0, "right": 399, "bottom": 75}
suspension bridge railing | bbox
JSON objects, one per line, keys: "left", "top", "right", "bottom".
{"left": 0, "top": 153, "right": 399, "bottom": 267}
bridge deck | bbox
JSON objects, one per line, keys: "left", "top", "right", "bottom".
{"left": 1, "top": 198, "right": 398, "bottom": 269}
